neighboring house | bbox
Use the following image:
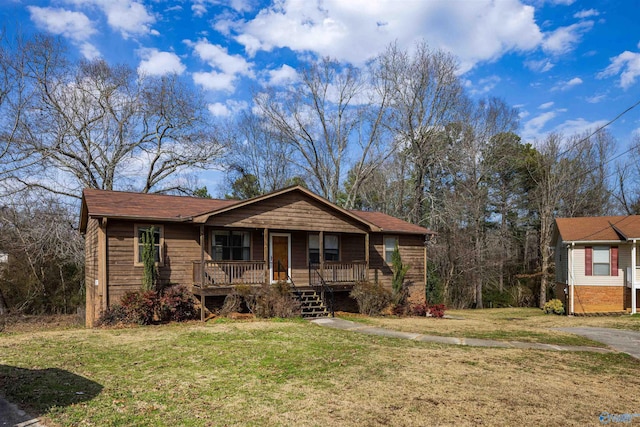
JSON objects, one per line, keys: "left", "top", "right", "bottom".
{"left": 80, "top": 185, "right": 434, "bottom": 327}
{"left": 553, "top": 216, "right": 640, "bottom": 315}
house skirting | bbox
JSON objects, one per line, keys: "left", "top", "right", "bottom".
{"left": 557, "top": 283, "right": 640, "bottom": 314}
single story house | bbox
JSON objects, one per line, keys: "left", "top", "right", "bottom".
{"left": 553, "top": 216, "right": 640, "bottom": 315}
{"left": 80, "top": 185, "right": 434, "bottom": 326}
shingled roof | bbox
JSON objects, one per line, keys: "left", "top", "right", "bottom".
{"left": 554, "top": 216, "right": 640, "bottom": 242}
{"left": 80, "top": 189, "right": 238, "bottom": 232}
{"left": 80, "top": 186, "right": 434, "bottom": 236}
{"left": 350, "top": 210, "right": 432, "bottom": 235}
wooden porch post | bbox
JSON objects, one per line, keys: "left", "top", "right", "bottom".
{"left": 200, "top": 225, "right": 205, "bottom": 322}
{"left": 319, "top": 230, "right": 324, "bottom": 277}
{"left": 364, "top": 232, "right": 370, "bottom": 281}
{"left": 97, "top": 218, "right": 108, "bottom": 322}
{"left": 424, "top": 240, "right": 428, "bottom": 304}
{"left": 264, "top": 228, "right": 269, "bottom": 284}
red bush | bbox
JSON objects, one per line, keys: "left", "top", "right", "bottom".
{"left": 428, "top": 304, "right": 446, "bottom": 318}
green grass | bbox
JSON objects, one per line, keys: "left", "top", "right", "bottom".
{"left": 1, "top": 313, "right": 640, "bottom": 426}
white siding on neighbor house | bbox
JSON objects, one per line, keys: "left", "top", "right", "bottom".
{"left": 573, "top": 244, "right": 629, "bottom": 287}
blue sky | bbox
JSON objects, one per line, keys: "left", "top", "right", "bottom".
{"left": 3, "top": 0, "right": 640, "bottom": 191}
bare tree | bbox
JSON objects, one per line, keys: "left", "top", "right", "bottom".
{"left": 254, "top": 57, "right": 391, "bottom": 206}
{"left": 224, "top": 111, "right": 297, "bottom": 194}
{"left": 0, "top": 195, "right": 84, "bottom": 314}
{"left": 377, "top": 41, "right": 463, "bottom": 225}
{"left": 8, "top": 35, "right": 224, "bottom": 198}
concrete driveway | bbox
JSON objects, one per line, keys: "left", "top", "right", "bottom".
{"left": 555, "top": 327, "right": 640, "bottom": 360}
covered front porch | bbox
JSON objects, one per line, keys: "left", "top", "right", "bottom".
{"left": 190, "top": 225, "right": 371, "bottom": 319}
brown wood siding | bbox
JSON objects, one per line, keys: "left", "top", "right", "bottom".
{"left": 205, "top": 192, "right": 367, "bottom": 234}
{"left": 290, "top": 231, "right": 309, "bottom": 285}
{"left": 369, "top": 233, "right": 426, "bottom": 303}
{"left": 84, "top": 218, "right": 100, "bottom": 327}
{"left": 106, "top": 220, "right": 202, "bottom": 304}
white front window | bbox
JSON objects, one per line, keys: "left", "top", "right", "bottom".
{"left": 593, "top": 246, "right": 610, "bottom": 276}
{"left": 384, "top": 236, "right": 398, "bottom": 263}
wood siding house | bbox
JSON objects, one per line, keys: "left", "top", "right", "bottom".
{"left": 553, "top": 216, "right": 640, "bottom": 315}
{"left": 80, "top": 186, "right": 434, "bottom": 326}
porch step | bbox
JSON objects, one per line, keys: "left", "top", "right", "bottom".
{"left": 294, "top": 290, "right": 329, "bottom": 318}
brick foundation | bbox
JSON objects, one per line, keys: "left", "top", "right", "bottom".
{"left": 571, "top": 285, "right": 626, "bottom": 314}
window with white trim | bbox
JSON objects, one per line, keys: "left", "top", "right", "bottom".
{"left": 135, "top": 225, "right": 163, "bottom": 265}
{"left": 212, "top": 231, "right": 250, "bottom": 261}
{"left": 384, "top": 236, "right": 398, "bottom": 263}
{"left": 592, "top": 246, "right": 610, "bottom": 276}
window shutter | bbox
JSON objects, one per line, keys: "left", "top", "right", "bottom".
{"left": 611, "top": 246, "right": 618, "bottom": 276}
{"left": 585, "top": 246, "right": 592, "bottom": 276}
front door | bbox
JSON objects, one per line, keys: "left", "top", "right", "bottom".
{"left": 271, "top": 234, "right": 290, "bottom": 282}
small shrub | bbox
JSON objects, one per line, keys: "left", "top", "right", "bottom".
{"left": 158, "top": 285, "right": 198, "bottom": 322}
{"left": 410, "top": 302, "right": 428, "bottom": 317}
{"left": 350, "top": 280, "right": 391, "bottom": 316}
{"left": 96, "top": 304, "right": 129, "bottom": 326}
{"left": 120, "top": 290, "right": 158, "bottom": 325}
{"left": 249, "top": 282, "right": 301, "bottom": 318}
{"left": 390, "top": 243, "right": 410, "bottom": 306}
{"left": 428, "top": 304, "right": 446, "bottom": 318}
{"left": 543, "top": 298, "right": 564, "bottom": 315}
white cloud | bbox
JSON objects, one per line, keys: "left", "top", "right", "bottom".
{"left": 585, "top": 94, "right": 606, "bottom": 104}
{"left": 542, "top": 21, "right": 594, "bottom": 55}
{"left": 598, "top": 50, "right": 640, "bottom": 89}
{"left": 80, "top": 42, "right": 101, "bottom": 59}
{"left": 553, "top": 118, "right": 608, "bottom": 137}
{"left": 28, "top": 6, "right": 96, "bottom": 41}
{"left": 267, "top": 64, "right": 298, "bottom": 85}
{"left": 192, "top": 0, "right": 252, "bottom": 17}
{"left": 539, "top": 101, "right": 554, "bottom": 109}
{"left": 188, "top": 39, "right": 254, "bottom": 92}
{"left": 28, "top": 6, "right": 100, "bottom": 59}
{"left": 207, "top": 100, "right": 248, "bottom": 117}
{"left": 521, "top": 111, "right": 557, "bottom": 141}
{"left": 552, "top": 76, "right": 583, "bottom": 91}
{"left": 464, "top": 75, "right": 501, "bottom": 96}
{"left": 229, "top": 0, "right": 543, "bottom": 72}
{"left": 67, "top": 0, "right": 156, "bottom": 39}
{"left": 208, "top": 102, "right": 231, "bottom": 117}
{"left": 137, "top": 49, "right": 186, "bottom": 76}
{"left": 524, "top": 58, "right": 554, "bottom": 72}
{"left": 193, "top": 71, "right": 236, "bottom": 91}
{"left": 573, "top": 9, "right": 599, "bottom": 19}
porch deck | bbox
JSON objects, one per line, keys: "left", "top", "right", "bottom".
{"left": 191, "top": 260, "right": 366, "bottom": 296}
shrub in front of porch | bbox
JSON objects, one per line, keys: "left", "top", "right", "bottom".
{"left": 97, "top": 285, "right": 198, "bottom": 326}
{"left": 220, "top": 283, "right": 301, "bottom": 319}
{"left": 350, "top": 280, "right": 390, "bottom": 316}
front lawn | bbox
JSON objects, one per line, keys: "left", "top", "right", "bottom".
{"left": 1, "top": 315, "right": 639, "bottom": 426}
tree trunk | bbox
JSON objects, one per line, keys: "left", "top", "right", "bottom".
{"left": 0, "top": 287, "right": 7, "bottom": 315}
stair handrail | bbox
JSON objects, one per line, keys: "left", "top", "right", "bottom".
{"left": 277, "top": 260, "right": 303, "bottom": 302}
{"left": 308, "top": 264, "right": 335, "bottom": 317}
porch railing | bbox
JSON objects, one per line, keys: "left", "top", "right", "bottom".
{"left": 310, "top": 261, "right": 367, "bottom": 283}
{"left": 193, "top": 260, "right": 265, "bottom": 287}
